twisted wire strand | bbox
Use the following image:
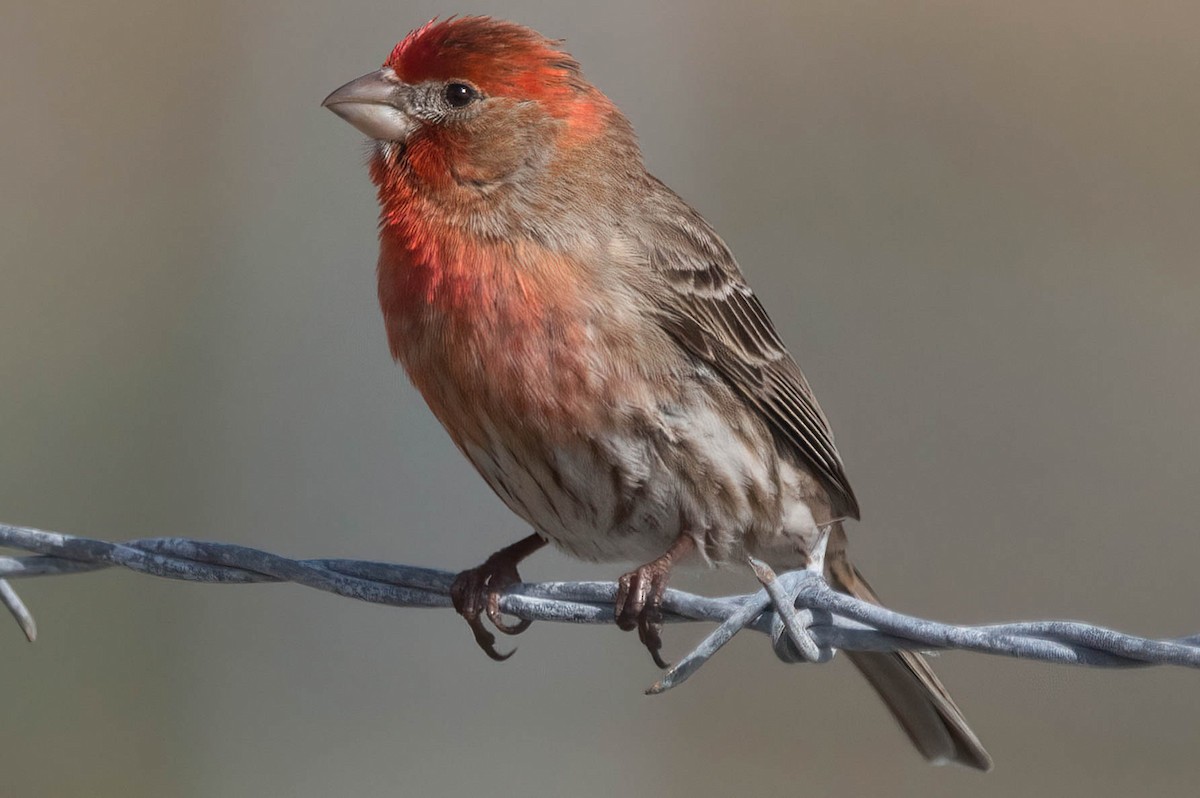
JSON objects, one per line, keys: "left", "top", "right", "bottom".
{"left": 3, "top": 521, "right": 1198, "bottom": 693}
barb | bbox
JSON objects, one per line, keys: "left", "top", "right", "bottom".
{"left": 4, "top": 521, "right": 1199, "bottom": 693}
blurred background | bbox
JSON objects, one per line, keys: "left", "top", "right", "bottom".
{"left": 2, "top": 1, "right": 1199, "bottom": 795}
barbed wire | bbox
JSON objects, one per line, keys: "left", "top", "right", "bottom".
{"left": 3, "top": 521, "right": 1198, "bottom": 692}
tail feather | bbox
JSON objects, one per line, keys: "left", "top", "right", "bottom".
{"left": 826, "top": 527, "right": 992, "bottom": 771}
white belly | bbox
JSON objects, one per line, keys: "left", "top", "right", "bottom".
{"left": 459, "top": 389, "right": 830, "bottom": 568}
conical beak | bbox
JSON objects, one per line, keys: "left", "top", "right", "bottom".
{"left": 322, "top": 67, "right": 416, "bottom": 142}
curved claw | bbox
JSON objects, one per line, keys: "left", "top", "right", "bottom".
{"left": 615, "top": 538, "right": 694, "bottom": 669}
{"left": 465, "top": 613, "right": 516, "bottom": 662}
{"left": 452, "top": 568, "right": 522, "bottom": 660}
{"left": 451, "top": 537, "right": 545, "bottom": 660}
{"left": 638, "top": 614, "right": 670, "bottom": 670}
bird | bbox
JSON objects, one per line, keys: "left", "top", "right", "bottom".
{"left": 323, "top": 16, "right": 991, "bottom": 770}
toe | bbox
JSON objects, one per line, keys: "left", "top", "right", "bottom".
{"left": 486, "top": 589, "right": 532, "bottom": 635}
{"left": 450, "top": 568, "right": 481, "bottom": 617}
{"left": 638, "top": 571, "right": 671, "bottom": 668}
{"left": 615, "top": 571, "right": 639, "bottom": 631}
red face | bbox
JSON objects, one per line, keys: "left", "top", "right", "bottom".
{"left": 324, "top": 17, "right": 610, "bottom": 191}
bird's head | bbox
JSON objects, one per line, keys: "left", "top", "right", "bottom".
{"left": 324, "top": 17, "right": 636, "bottom": 199}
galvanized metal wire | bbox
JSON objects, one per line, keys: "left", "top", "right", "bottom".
{"left": 3, "top": 521, "right": 1198, "bottom": 693}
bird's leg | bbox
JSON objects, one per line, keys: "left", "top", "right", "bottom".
{"left": 614, "top": 534, "right": 696, "bottom": 669}
{"left": 451, "top": 533, "right": 547, "bottom": 661}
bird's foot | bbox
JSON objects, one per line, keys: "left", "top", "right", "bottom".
{"left": 615, "top": 535, "right": 696, "bottom": 669}
{"left": 451, "top": 535, "right": 545, "bottom": 661}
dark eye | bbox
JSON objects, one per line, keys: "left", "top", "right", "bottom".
{"left": 444, "top": 82, "right": 479, "bottom": 108}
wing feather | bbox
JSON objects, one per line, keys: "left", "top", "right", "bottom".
{"left": 634, "top": 181, "right": 860, "bottom": 519}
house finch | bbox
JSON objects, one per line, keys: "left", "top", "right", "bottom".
{"left": 324, "top": 16, "right": 991, "bottom": 770}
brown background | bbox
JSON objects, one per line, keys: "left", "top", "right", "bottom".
{"left": 3, "top": 1, "right": 1198, "bottom": 795}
